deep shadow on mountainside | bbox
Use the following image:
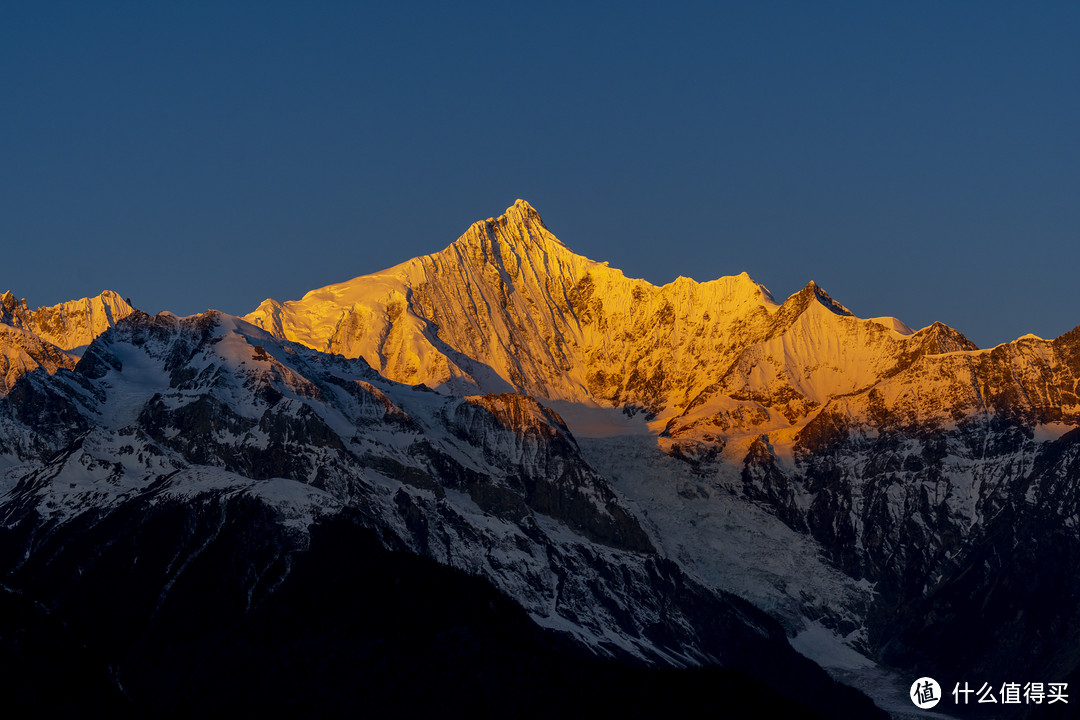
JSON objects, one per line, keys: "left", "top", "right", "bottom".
{"left": 0, "top": 510, "right": 883, "bottom": 719}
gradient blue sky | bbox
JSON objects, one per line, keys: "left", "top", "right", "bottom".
{"left": 3, "top": 2, "right": 1077, "bottom": 348}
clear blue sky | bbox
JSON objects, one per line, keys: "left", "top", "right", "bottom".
{"left": 3, "top": 1, "right": 1077, "bottom": 348}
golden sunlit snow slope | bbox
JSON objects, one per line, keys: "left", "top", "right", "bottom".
{"left": 0, "top": 290, "right": 134, "bottom": 395}
{"left": 248, "top": 201, "right": 797, "bottom": 415}
{"left": 244, "top": 200, "right": 1047, "bottom": 452}
{"left": 0, "top": 290, "right": 134, "bottom": 351}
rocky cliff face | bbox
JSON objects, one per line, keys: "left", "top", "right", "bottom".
{"left": 0, "top": 324, "right": 78, "bottom": 395}
{"left": 0, "top": 290, "right": 133, "bottom": 395}
{"left": 1, "top": 290, "right": 133, "bottom": 351}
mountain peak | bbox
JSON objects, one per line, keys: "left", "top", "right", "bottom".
{"left": 731, "top": 271, "right": 774, "bottom": 299}
{"left": 0, "top": 290, "right": 134, "bottom": 394}
{"left": 467, "top": 199, "right": 548, "bottom": 233}
{"left": 498, "top": 198, "right": 546, "bottom": 230}
{"left": 497, "top": 199, "right": 551, "bottom": 234}
{"left": 248, "top": 201, "right": 1016, "bottom": 430}
{"left": 508, "top": 198, "right": 542, "bottom": 221}
{"left": 0, "top": 291, "right": 135, "bottom": 351}
{"left": 453, "top": 200, "right": 566, "bottom": 262}
{"left": 803, "top": 281, "right": 852, "bottom": 317}
{"left": 775, "top": 281, "right": 853, "bottom": 321}
{"left": 0, "top": 291, "right": 30, "bottom": 324}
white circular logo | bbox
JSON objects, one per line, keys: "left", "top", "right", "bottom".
{"left": 911, "top": 677, "right": 942, "bottom": 709}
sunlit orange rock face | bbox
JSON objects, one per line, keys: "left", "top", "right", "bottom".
{"left": 0, "top": 290, "right": 133, "bottom": 395}
{"left": 246, "top": 200, "right": 1080, "bottom": 459}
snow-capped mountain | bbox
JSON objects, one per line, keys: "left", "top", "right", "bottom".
{"left": 242, "top": 200, "right": 977, "bottom": 434}
{"left": 0, "top": 290, "right": 133, "bottom": 395}
{"left": 0, "top": 289, "right": 133, "bottom": 351}
{"left": 243, "top": 201, "right": 1080, "bottom": 716}
{"left": 4, "top": 200, "right": 1078, "bottom": 716}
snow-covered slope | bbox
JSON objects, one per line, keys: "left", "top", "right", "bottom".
{"left": 243, "top": 202, "right": 987, "bottom": 442}
{"left": 246, "top": 201, "right": 785, "bottom": 416}
{"left": 0, "top": 310, "right": 832, "bottom": 674}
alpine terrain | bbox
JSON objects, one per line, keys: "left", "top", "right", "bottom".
{"left": 2, "top": 201, "right": 1077, "bottom": 718}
